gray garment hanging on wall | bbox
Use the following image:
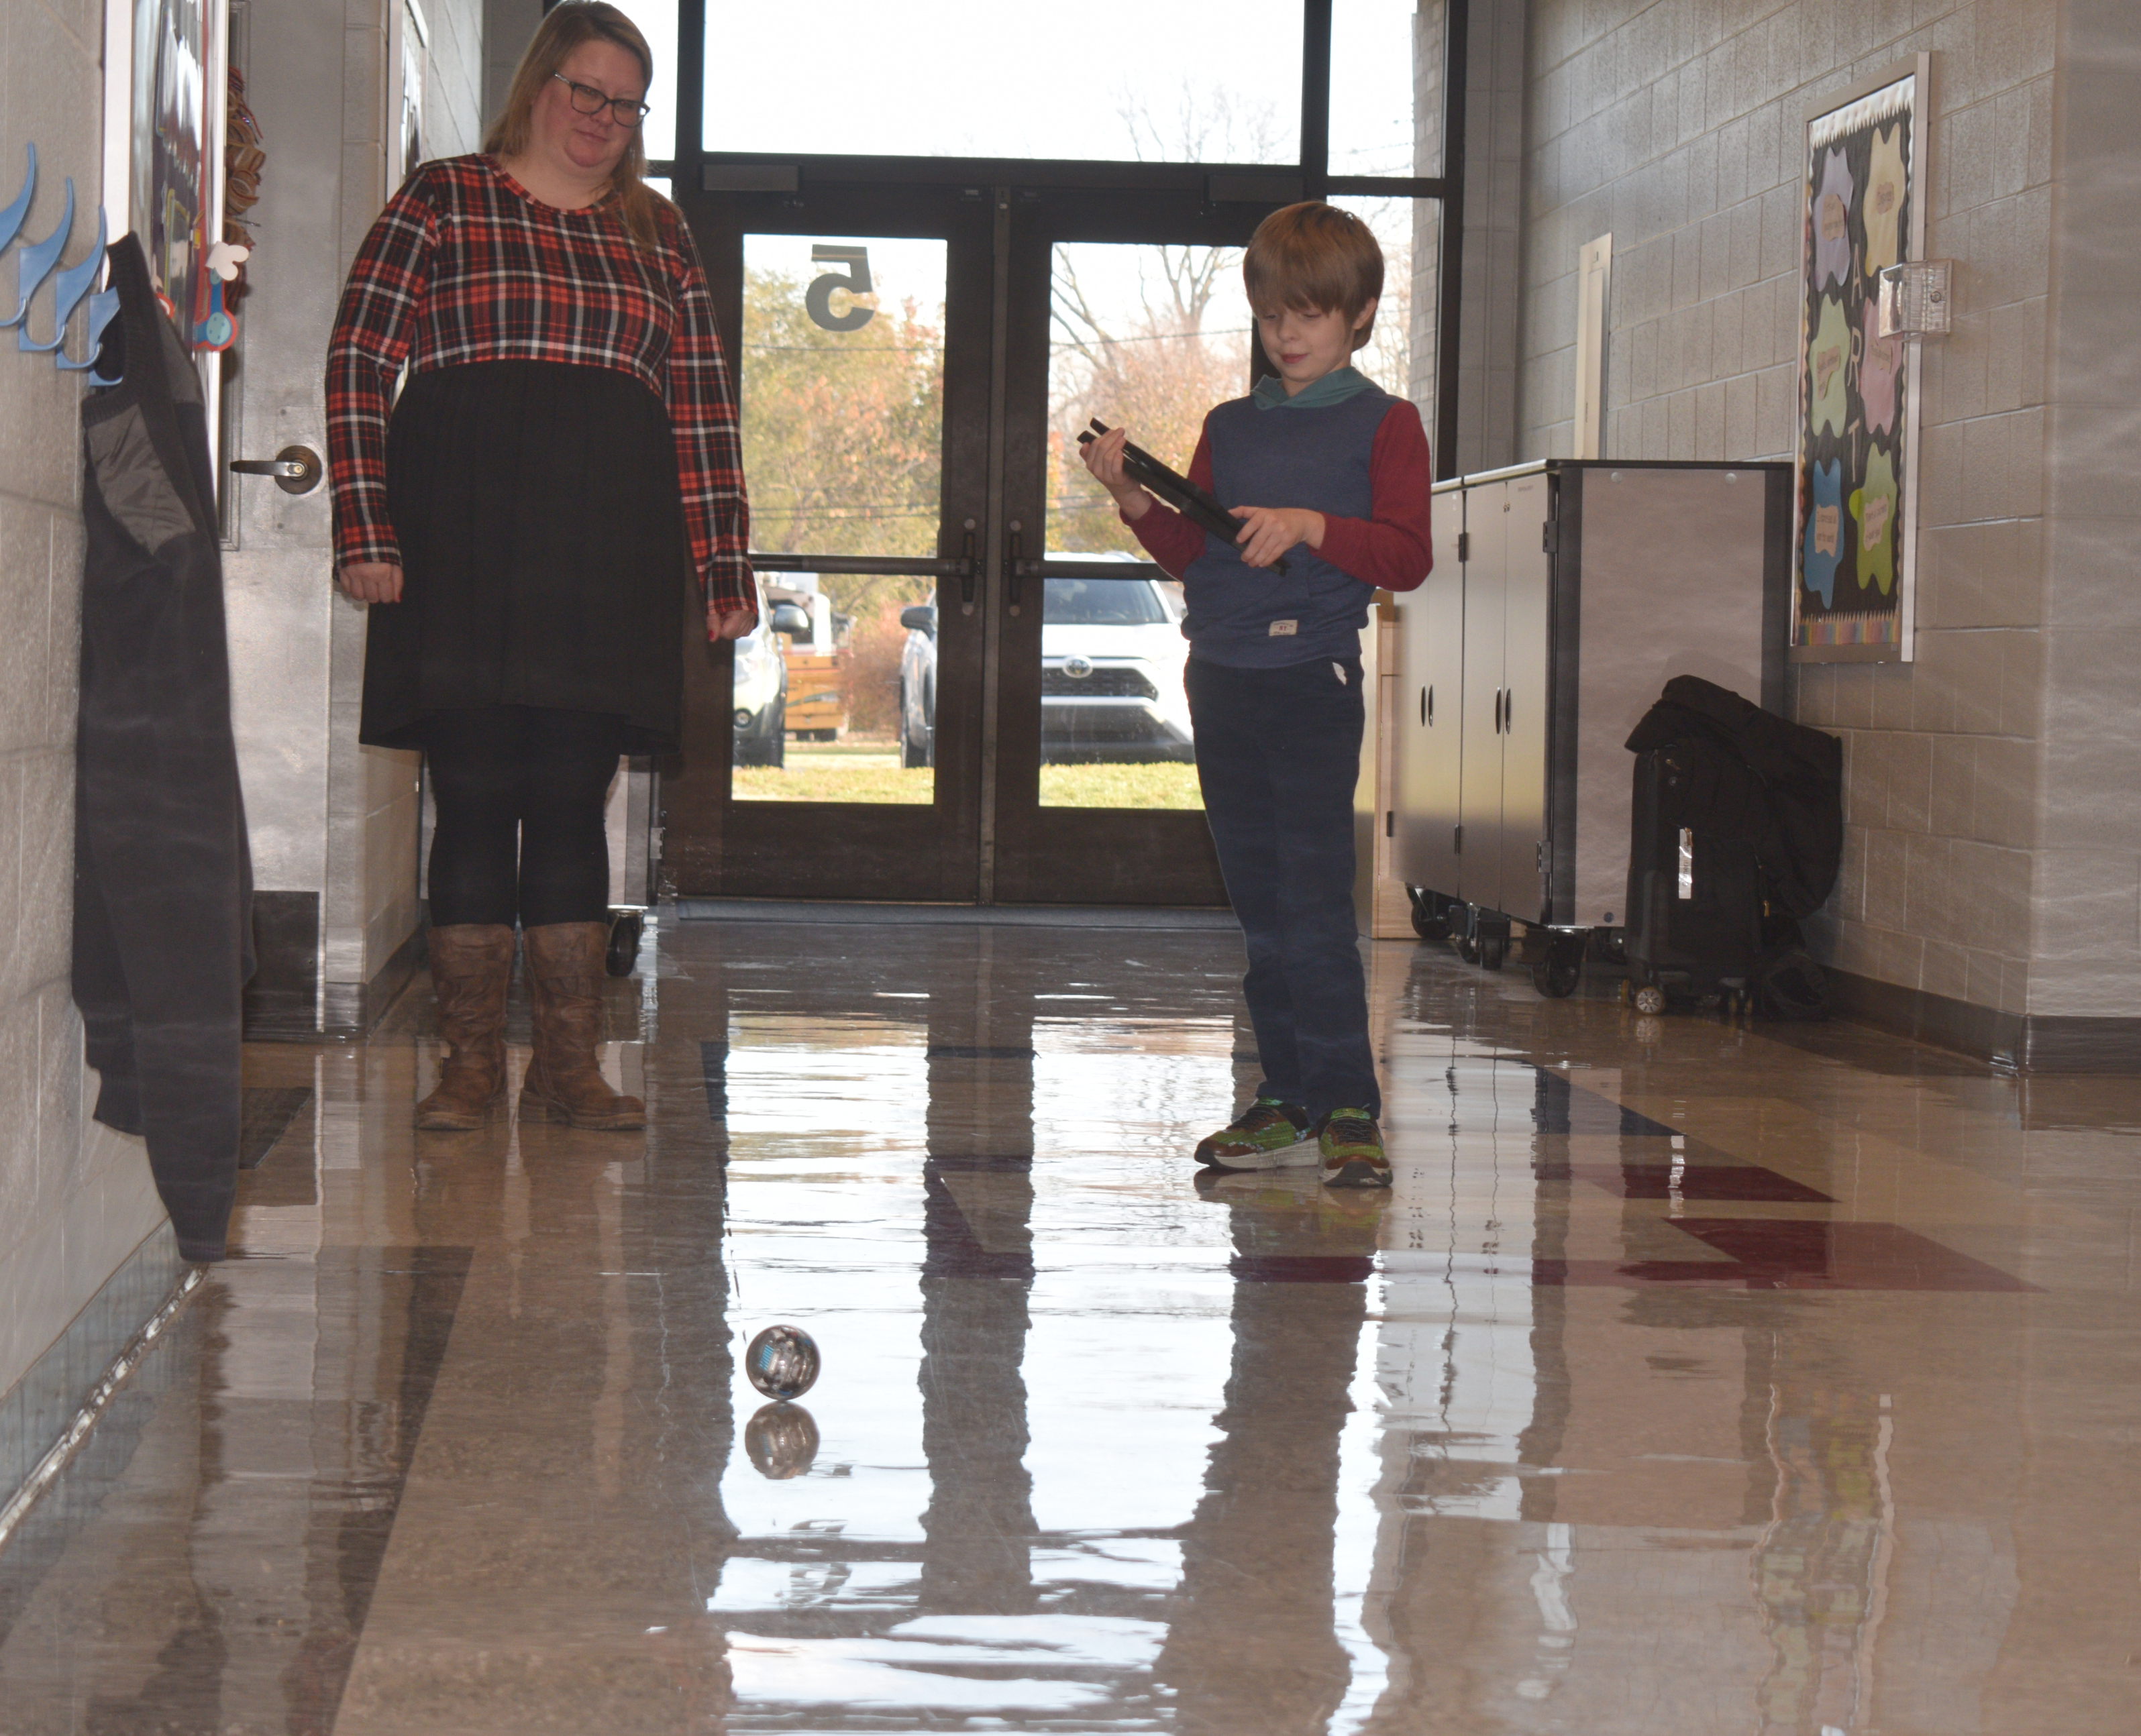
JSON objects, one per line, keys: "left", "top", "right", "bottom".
{"left": 73, "top": 233, "right": 254, "bottom": 1264}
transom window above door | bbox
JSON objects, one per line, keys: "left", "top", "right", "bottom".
{"left": 698, "top": 0, "right": 1304, "bottom": 164}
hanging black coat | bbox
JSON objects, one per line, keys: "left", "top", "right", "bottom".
{"left": 73, "top": 234, "right": 254, "bottom": 1263}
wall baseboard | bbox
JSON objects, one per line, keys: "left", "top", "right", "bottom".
{"left": 1826, "top": 969, "right": 2141, "bottom": 1073}
{"left": 319, "top": 923, "right": 425, "bottom": 1038}
{"left": 0, "top": 1224, "right": 192, "bottom": 1524}
{"left": 243, "top": 890, "right": 321, "bottom": 1040}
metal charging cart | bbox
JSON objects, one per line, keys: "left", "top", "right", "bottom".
{"left": 1393, "top": 459, "right": 1793, "bottom": 995}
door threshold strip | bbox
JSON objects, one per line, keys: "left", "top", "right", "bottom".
{"left": 672, "top": 898, "right": 1237, "bottom": 930}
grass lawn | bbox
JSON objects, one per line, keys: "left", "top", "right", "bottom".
{"left": 1038, "top": 762, "right": 1203, "bottom": 810}
{"left": 733, "top": 744, "right": 1203, "bottom": 810}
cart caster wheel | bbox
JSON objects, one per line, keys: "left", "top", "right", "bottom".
{"left": 605, "top": 910, "right": 645, "bottom": 977}
{"left": 1632, "top": 984, "right": 1667, "bottom": 1016}
{"left": 1409, "top": 902, "right": 1448, "bottom": 943}
{"left": 1457, "top": 935, "right": 1481, "bottom": 965}
{"left": 1479, "top": 938, "right": 1506, "bottom": 971}
{"left": 1532, "top": 953, "right": 1582, "bottom": 999}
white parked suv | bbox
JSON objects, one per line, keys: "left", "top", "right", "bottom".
{"left": 897, "top": 563, "right": 1194, "bottom": 765}
{"left": 731, "top": 578, "right": 808, "bottom": 767}
{"left": 1038, "top": 571, "right": 1194, "bottom": 762}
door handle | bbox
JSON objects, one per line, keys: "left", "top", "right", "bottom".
{"left": 1493, "top": 687, "right": 1504, "bottom": 733}
{"left": 1503, "top": 686, "right": 1513, "bottom": 733}
{"left": 1007, "top": 519, "right": 1029, "bottom": 615}
{"left": 230, "top": 444, "right": 322, "bottom": 495}
{"left": 960, "top": 518, "right": 977, "bottom": 614}
{"left": 1422, "top": 685, "right": 1430, "bottom": 726}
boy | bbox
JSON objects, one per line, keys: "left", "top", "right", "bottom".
{"left": 1080, "top": 203, "right": 1431, "bottom": 1189}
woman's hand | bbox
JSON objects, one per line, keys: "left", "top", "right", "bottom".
{"left": 714, "top": 608, "right": 756, "bottom": 641}
{"left": 1077, "top": 426, "right": 1152, "bottom": 520}
{"left": 340, "top": 561, "right": 404, "bottom": 603}
{"left": 1229, "top": 506, "right": 1324, "bottom": 569}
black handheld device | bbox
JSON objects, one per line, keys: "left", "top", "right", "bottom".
{"left": 1078, "top": 419, "right": 1289, "bottom": 576}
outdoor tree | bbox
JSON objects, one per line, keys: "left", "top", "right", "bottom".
{"left": 737, "top": 266, "right": 945, "bottom": 627}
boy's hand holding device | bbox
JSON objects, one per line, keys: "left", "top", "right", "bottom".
{"left": 1076, "top": 419, "right": 1294, "bottom": 575}
{"left": 1078, "top": 424, "right": 1151, "bottom": 519}
{"left": 1227, "top": 504, "right": 1324, "bottom": 570}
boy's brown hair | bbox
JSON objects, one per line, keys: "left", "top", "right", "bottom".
{"left": 1243, "top": 203, "right": 1385, "bottom": 350}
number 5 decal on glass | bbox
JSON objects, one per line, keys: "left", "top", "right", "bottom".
{"left": 806, "top": 245, "right": 875, "bottom": 332}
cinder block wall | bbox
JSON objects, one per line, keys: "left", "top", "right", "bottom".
{"left": 0, "top": 0, "right": 174, "bottom": 1407}
{"left": 1517, "top": 0, "right": 2105, "bottom": 1042}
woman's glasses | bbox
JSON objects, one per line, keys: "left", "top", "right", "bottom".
{"left": 551, "top": 72, "right": 649, "bottom": 129}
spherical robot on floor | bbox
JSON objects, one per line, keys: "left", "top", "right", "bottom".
{"left": 745, "top": 1323, "right": 821, "bottom": 1402}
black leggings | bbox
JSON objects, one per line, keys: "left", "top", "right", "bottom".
{"left": 424, "top": 707, "right": 625, "bottom": 928}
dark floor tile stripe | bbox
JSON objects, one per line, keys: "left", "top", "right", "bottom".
{"left": 238, "top": 1086, "right": 313, "bottom": 1171}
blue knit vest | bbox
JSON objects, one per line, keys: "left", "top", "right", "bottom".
{"left": 1179, "top": 386, "right": 1393, "bottom": 667}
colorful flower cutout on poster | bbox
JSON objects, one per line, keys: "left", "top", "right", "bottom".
{"left": 1858, "top": 299, "right": 1901, "bottom": 434}
{"left": 1850, "top": 448, "right": 1899, "bottom": 596}
{"left": 1809, "top": 296, "right": 1850, "bottom": 436}
{"left": 1803, "top": 460, "right": 1846, "bottom": 608}
{"left": 1862, "top": 125, "right": 1906, "bottom": 277}
{"left": 1813, "top": 148, "right": 1855, "bottom": 290}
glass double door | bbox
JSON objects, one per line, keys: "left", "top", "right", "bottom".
{"left": 659, "top": 180, "right": 1262, "bottom": 906}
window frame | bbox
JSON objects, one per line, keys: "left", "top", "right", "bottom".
{"left": 643, "top": 0, "right": 1471, "bottom": 477}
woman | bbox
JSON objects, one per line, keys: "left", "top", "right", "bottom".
{"left": 327, "top": 2, "right": 754, "bottom": 1132}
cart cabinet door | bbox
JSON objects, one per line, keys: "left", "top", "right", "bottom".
{"left": 1496, "top": 471, "right": 1553, "bottom": 926}
{"left": 1396, "top": 488, "right": 1467, "bottom": 900}
{"left": 1457, "top": 481, "right": 1510, "bottom": 914}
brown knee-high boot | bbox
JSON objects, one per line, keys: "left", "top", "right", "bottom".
{"left": 519, "top": 922, "right": 645, "bottom": 1130}
{"left": 415, "top": 924, "right": 517, "bottom": 1130}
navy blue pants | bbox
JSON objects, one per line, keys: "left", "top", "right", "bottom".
{"left": 1186, "top": 655, "right": 1379, "bottom": 1121}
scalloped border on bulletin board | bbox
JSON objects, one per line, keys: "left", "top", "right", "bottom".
{"left": 1789, "top": 54, "right": 1930, "bottom": 666}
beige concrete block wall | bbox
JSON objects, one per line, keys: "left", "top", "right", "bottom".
{"left": 0, "top": 0, "right": 171, "bottom": 1399}
{"left": 2032, "top": 0, "right": 2141, "bottom": 1021}
{"left": 1521, "top": 0, "right": 2060, "bottom": 1018}
{"left": 423, "top": 0, "right": 486, "bottom": 160}
{"left": 321, "top": 0, "right": 486, "bottom": 999}
{"left": 481, "top": 0, "right": 541, "bottom": 138}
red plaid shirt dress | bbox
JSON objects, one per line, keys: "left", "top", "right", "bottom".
{"left": 327, "top": 155, "right": 752, "bottom": 750}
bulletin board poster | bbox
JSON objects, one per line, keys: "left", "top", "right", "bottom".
{"left": 125, "top": 0, "right": 227, "bottom": 354}
{"left": 1789, "top": 58, "right": 1927, "bottom": 663}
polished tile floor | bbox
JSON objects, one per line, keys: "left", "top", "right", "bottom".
{"left": 1, "top": 914, "right": 2138, "bottom": 1733}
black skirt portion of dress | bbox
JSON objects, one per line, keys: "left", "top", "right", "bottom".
{"left": 361, "top": 359, "right": 690, "bottom": 751}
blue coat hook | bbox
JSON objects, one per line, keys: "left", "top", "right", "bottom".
{"left": 0, "top": 145, "right": 121, "bottom": 378}
{"left": 0, "top": 145, "right": 33, "bottom": 256}
{"left": 22, "top": 204, "right": 105, "bottom": 353}
{"left": 60, "top": 286, "right": 121, "bottom": 377}
{"left": 4, "top": 174, "right": 73, "bottom": 328}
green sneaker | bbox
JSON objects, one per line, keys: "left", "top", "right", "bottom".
{"left": 1195, "top": 1097, "right": 1315, "bottom": 1171}
{"left": 1316, "top": 1108, "right": 1393, "bottom": 1189}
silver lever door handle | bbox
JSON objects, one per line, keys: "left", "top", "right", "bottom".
{"left": 231, "top": 445, "right": 323, "bottom": 495}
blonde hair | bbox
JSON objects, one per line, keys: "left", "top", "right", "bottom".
{"left": 1243, "top": 203, "right": 1384, "bottom": 350}
{"left": 483, "top": 2, "right": 666, "bottom": 250}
